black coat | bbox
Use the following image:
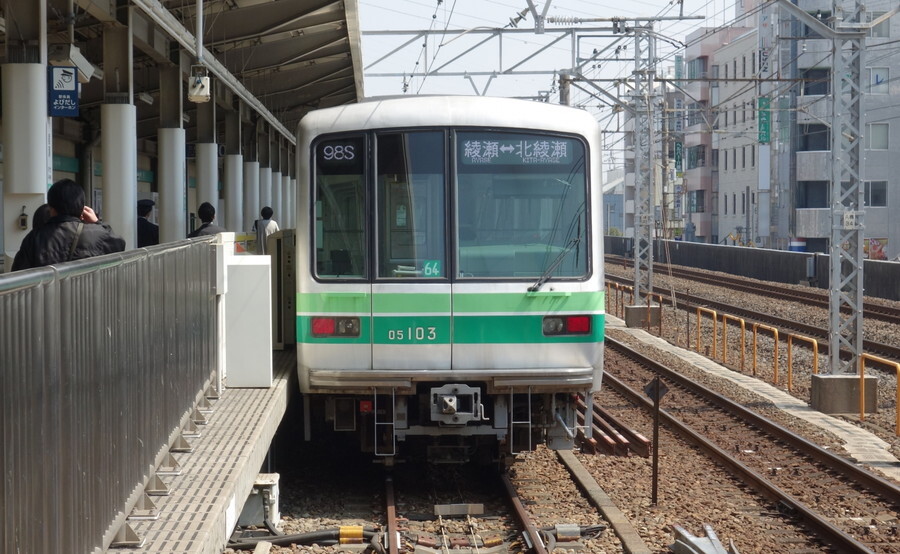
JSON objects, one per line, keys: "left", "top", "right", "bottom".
{"left": 187, "top": 222, "right": 226, "bottom": 238}
{"left": 11, "top": 215, "right": 126, "bottom": 271}
{"left": 137, "top": 217, "right": 159, "bottom": 247}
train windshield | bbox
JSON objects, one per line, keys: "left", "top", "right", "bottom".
{"left": 455, "top": 131, "right": 588, "bottom": 280}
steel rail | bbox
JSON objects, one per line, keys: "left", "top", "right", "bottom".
{"left": 607, "top": 255, "right": 900, "bottom": 325}
{"left": 606, "top": 337, "right": 900, "bottom": 552}
{"left": 384, "top": 476, "right": 399, "bottom": 554}
{"left": 605, "top": 272, "right": 900, "bottom": 365}
{"left": 500, "top": 472, "right": 549, "bottom": 554}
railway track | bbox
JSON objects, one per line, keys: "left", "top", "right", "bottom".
{"left": 605, "top": 336, "right": 900, "bottom": 553}
{"left": 606, "top": 255, "right": 900, "bottom": 326}
{"left": 605, "top": 271, "right": 900, "bottom": 365}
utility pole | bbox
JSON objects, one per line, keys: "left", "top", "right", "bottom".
{"left": 773, "top": 0, "right": 897, "bottom": 411}
{"left": 631, "top": 22, "right": 657, "bottom": 307}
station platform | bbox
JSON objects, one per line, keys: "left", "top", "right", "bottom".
{"left": 606, "top": 315, "right": 900, "bottom": 483}
{"left": 113, "top": 351, "right": 294, "bottom": 554}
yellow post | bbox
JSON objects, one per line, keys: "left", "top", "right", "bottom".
{"left": 752, "top": 323, "right": 779, "bottom": 383}
{"left": 858, "top": 354, "right": 900, "bottom": 435}
{"left": 695, "top": 307, "right": 718, "bottom": 357}
{"left": 720, "top": 315, "right": 746, "bottom": 371}
{"left": 786, "top": 335, "right": 818, "bottom": 392}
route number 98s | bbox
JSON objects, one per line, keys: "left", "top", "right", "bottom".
{"left": 321, "top": 144, "right": 355, "bottom": 160}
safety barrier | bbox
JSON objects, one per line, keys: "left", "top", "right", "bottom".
{"left": 0, "top": 236, "right": 222, "bottom": 553}
{"left": 858, "top": 354, "right": 900, "bottom": 435}
{"left": 645, "top": 293, "right": 664, "bottom": 335}
{"left": 234, "top": 232, "right": 258, "bottom": 254}
{"left": 605, "top": 281, "right": 633, "bottom": 319}
{"left": 786, "top": 335, "right": 819, "bottom": 392}
{"left": 752, "top": 323, "right": 779, "bottom": 383}
{"left": 695, "top": 307, "right": 718, "bottom": 357}
{"left": 720, "top": 314, "right": 746, "bottom": 371}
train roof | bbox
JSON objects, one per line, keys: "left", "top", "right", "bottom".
{"left": 297, "top": 95, "right": 599, "bottom": 139}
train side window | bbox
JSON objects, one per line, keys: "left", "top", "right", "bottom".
{"left": 313, "top": 135, "right": 367, "bottom": 279}
{"left": 375, "top": 131, "right": 446, "bottom": 279}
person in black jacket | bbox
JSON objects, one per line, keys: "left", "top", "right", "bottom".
{"left": 137, "top": 198, "right": 159, "bottom": 247}
{"left": 188, "top": 202, "right": 226, "bottom": 237}
{"left": 11, "top": 179, "right": 126, "bottom": 271}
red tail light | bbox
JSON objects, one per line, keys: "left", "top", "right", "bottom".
{"left": 566, "top": 315, "right": 591, "bottom": 334}
{"left": 312, "top": 317, "right": 335, "bottom": 336}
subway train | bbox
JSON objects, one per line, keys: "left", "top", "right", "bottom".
{"left": 293, "top": 95, "right": 604, "bottom": 464}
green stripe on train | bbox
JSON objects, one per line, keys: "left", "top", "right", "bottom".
{"left": 297, "top": 290, "right": 604, "bottom": 314}
{"left": 296, "top": 314, "right": 605, "bottom": 344}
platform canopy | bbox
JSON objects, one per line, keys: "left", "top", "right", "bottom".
{"left": 7, "top": 0, "right": 365, "bottom": 143}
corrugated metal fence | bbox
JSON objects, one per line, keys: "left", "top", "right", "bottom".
{"left": 1, "top": 237, "right": 220, "bottom": 553}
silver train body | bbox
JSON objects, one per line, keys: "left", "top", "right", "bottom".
{"left": 294, "top": 96, "right": 604, "bottom": 463}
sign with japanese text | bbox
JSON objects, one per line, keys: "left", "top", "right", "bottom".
{"left": 758, "top": 97, "right": 771, "bottom": 144}
{"left": 48, "top": 66, "right": 79, "bottom": 117}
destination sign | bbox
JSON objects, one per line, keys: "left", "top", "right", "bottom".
{"left": 459, "top": 134, "right": 576, "bottom": 165}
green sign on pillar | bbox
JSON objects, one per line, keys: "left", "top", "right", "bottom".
{"left": 758, "top": 97, "right": 771, "bottom": 144}
{"left": 674, "top": 141, "right": 683, "bottom": 176}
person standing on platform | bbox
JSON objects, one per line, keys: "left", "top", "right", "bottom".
{"left": 31, "top": 204, "right": 52, "bottom": 231}
{"left": 188, "top": 202, "right": 227, "bottom": 238}
{"left": 11, "top": 179, "right": 126, "bottom": 271}
{"left": 252, "top": 206, "right": 280, "bottom": 254}
{"left": 137, "top": 199, "right": 159, "bottom": 247}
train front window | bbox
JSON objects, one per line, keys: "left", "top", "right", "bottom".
{"left": 313, "top": 135, "right": 366, "bottom": 278}
{"left": 455, "top": 131, "right": 588, "bottom": 279}
{"left": 376, "top": 131, "right": 446, "bottom": 279}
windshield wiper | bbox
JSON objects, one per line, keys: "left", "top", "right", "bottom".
{"left": 528, "top": 234, "right": 582, "bottom": 292}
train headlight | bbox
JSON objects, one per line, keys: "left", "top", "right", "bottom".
{"left": 542, "top": 315, "right": 591, "bottom": 335}
{"left": 542, "top": 316, "right": 565, "bottom": 335}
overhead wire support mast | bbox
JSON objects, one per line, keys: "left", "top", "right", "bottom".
{"left": 770, "top": 0, "right": 897, "bottom": 375}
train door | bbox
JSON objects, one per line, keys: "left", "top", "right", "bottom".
{"left": 372, "top": 131, "right": 451, "bottom": 370}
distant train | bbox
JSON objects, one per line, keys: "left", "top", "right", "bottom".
{"left": 294, "top": 95, "right": 604, "bottom": 464}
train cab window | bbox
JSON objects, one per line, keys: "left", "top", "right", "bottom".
{"left": 455, "top": 131, "right": 588, "bottom": 279}
{"left": 375, "top": 131, "right": 446, "bottom": 279}
{"left": 313, "top": 135, "right": 367, "bottom": 278}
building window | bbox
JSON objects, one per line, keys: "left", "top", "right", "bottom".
{"left": 865, "top": 181, "right": 887, "bottom": 207}
{"left": 869, "top": 68, "right": 889, "bottom": 94}
{"left": 711, "top": 148, "right": 719, "bottom": 168}
{"left": 742, "top": 192, "right": 746, "bottom": 214}
{"left": 724, "top": 63, "right": 728, "bottom": 80}
{"left": 687, "top": 145, "right": 706, "bottom": 169}
{"left": 723, "top": 108, "right": 728, "bottom": 127}
{"left": 799, "top": 124, "right": 830, "bottom": 151}
{"left": 751, "top": 52, "right": 756, "bottom": 74}
{"left": 868, "top": 12, "right": 890, "bottom": 38}
{"left": 802, "top": 11, "right": 831, "bottom": 38}
{"left": 733, "top": 59, "right": 737, "bottom": 79}
{"left": 723, "top": 149, "right": 728, "bottom": 171}
{"left": 724, "top": 194, "right": 728, "bottom": 214}
{"left": 742, "top": 146, "right": 746, "bottom": 169}
{"left": 688, "top": 190, "right": 705, "bottom": 213}
{"left": 802, "top": 68, "right": 830, "bottom": 95}
{"left": 742, "top": 56, "right": 746, "bottom": 78}
{"left": 687, "top": 102, "right": 706, "bottom": 127}
{"left": 751, "top": 145, "right": 755, "bottom": 167}
{"left": 687, "top": 57, "right": 707, "bottom": 79}
{"left": 868, "top": 123, "right": 888, "bottom": 150}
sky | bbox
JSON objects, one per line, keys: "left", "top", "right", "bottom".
{"left": 358, "top": 0, "right": 738, "bottom": 104}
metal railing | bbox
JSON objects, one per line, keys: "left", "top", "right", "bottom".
{"left": 0, "top": 237, "right": 220, "bottom": 553}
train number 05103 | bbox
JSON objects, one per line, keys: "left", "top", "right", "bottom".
{"left": 387, "top": 327, "right": 437, "bottom": 341}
